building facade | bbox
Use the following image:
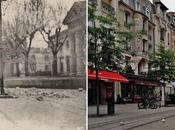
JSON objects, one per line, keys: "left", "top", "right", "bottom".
{"left": 58, "top": 1, "right": 86, "bottom": 76}
{"left": 89, "top": 0, "right": 175, "bottom": 105}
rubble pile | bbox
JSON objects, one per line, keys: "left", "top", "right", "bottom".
{"left": 6, "top": 87, "right": 71, "bottom": 99}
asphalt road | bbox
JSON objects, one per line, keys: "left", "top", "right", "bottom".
{"left": 88, "top": 104, "right": 175, "bottom": 130}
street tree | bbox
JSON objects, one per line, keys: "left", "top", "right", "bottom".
{"left": 148, "top": 44, "right": 175, "bottom": 82}
{"left": 148, "top": 43, "right": 175, "bottom": 105}
{"left": 88, "top": 4, "right": 133, "bottom": 115}
{"left": 5, "top": 0, "right": 47, "bottom": 76}
{"left": 3, "top": 19, "right": 25, "bottom": 77}
{"left": 21, "top": 0, "right": 46, "bottom": 76}
{"left": 40, "top": 3, "right": 67, "bottom": 76}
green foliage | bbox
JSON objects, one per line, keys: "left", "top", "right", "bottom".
{"left": 88, "top": 4, "right": 133, "bottom": 72}
{"left": 148, "top": 44, "right": 175, "bottom": 82}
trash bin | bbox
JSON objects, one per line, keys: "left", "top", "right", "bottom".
{"left": 106, "top": 84, "right": 115, "bottom": 115}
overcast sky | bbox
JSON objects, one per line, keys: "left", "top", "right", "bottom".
{"left": 2, "top": 0, "right": 84, "bottom": 48}
{"left": 151, "top": 0, "right": 175, "bottom": 12}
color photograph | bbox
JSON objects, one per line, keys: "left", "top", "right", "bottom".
{"left": 88, "top": 0, "right": 175, "bottom": 130}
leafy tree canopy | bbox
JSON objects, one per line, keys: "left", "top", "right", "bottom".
{"left": 88, "top": 4, "right": 133, "bottom": 72}
{"left": 148, "top": 43, "right": 175, "bottom": 82}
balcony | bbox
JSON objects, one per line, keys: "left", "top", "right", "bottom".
{"left": 101, "top": 1, "right": 115, "bottom": 14}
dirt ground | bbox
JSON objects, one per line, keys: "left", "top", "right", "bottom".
{"left": 0, "top": 88, "right": 86, "bottom": 130}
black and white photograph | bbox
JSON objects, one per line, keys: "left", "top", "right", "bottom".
{"left": 0, "top": 0, "right": 86, "bottom": 130}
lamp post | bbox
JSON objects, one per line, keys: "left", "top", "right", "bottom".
{"left": 0, "top": 0, "right": 7, "bottom": 95}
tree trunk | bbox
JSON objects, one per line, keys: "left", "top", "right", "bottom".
{"left": 16, "top": 62, "right": 20, "bottom": 77}
{"left": 25, "top": 54, "right": 29, "bottom": 76}
{"left": 52, "top": 53, "right": 58, "bottom": 76}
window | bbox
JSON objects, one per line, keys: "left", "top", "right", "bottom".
{"left": 160, "top": 29, "right": 165, "bottom": 41}
{"left": 124, "top": 12, "right": 129, "bottom": 26}
{"left": 60, "top": 57, "right": 64, "bottom": 73}
{"left": 148, "top": 44, "right": 152, "bottom": 51}
{"left": 143, "top": 19, "right": 146, "bottom": 31}
{"left": 136, "top": 1, "right": 141, "bottom": 11}
{"left": 168, "top": 33, "right": 170, "bottom": 45}
{"left": 45, "top": 65, "right": 49, "bottom": 72}
{"left": 172, "top": 16, "right": 175, "bottom": 24}
{"left": 66, "top": 56, "right": 70, "bottom": 72}
{"left": 149, "top": 35, "right": 152, "bottom": 40}
{"left": 143, "top": 40, "right": 146, "bottom": 53}
{"left": 66, "top": 40, "right": 69, "bottom": 49}
{"left": 45, "top": 55, "right": 49, "bottom": 62}
{"left": 31, "top": 55, "right": 36, "bottom": 61}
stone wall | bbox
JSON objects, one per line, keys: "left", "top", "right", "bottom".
{"left": 4, "top": 77, "right": 86, "bottom": 89}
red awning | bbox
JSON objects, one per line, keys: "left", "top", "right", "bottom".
{"left": 88, "top": 69, "right": 128, "bottom": 83}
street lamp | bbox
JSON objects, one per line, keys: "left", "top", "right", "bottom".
{"left": 0, "top": 0, "right": 7, "bottom": 95}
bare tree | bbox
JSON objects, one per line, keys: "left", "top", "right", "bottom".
{"left": 3, "top": 15, "right": 27, "bottom": 77}
{"left": 4, "top": 0, "right": 47, "bottom": 76}
{"left": 40, "top": 3, "right": 67, "bottom": 76}
{"left": 21, "top": 0, "right": 47, "bottom": 76}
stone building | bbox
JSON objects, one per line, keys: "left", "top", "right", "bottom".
{"left": 88, "top": 0, "right": 175, "bottom": 104}
{"left": 28, "top": 48, "right": 52, "bottom": 75}
{"left": 31, "top": 1, "right": 85, "bottom": 76}
{"left": 167, "top": 12, "right": 175, "bottom": 51}
{"left": 28, "top": 1, "right": 86, "bottom": 76}
{"left": 153, "top": 0, "right": 169, "bottom": 48}
{"left": 4, "top": 1, "right": 86, "bottom": 77}
{"left": 57, "top": 1, "right": 86, "bottom": 76}
{"left": 90, "top": 0, "right": 155, "bottom": 75}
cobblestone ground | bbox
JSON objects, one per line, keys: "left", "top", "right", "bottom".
{"left": 132, "top": 116, "right": 175, "bottom": 130}
{"left": 0, "top": 88, "right": 86, "bottom": 130}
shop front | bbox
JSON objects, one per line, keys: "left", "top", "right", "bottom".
{"left": 121, "top": 75, "right": 163, "bottom": 103}
{"left": 88, "top": 69, "right": 128, "bottom": 115}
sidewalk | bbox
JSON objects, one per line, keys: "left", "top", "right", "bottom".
{"left": 88, "top": 104, "right": 175, "bottom": 130}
